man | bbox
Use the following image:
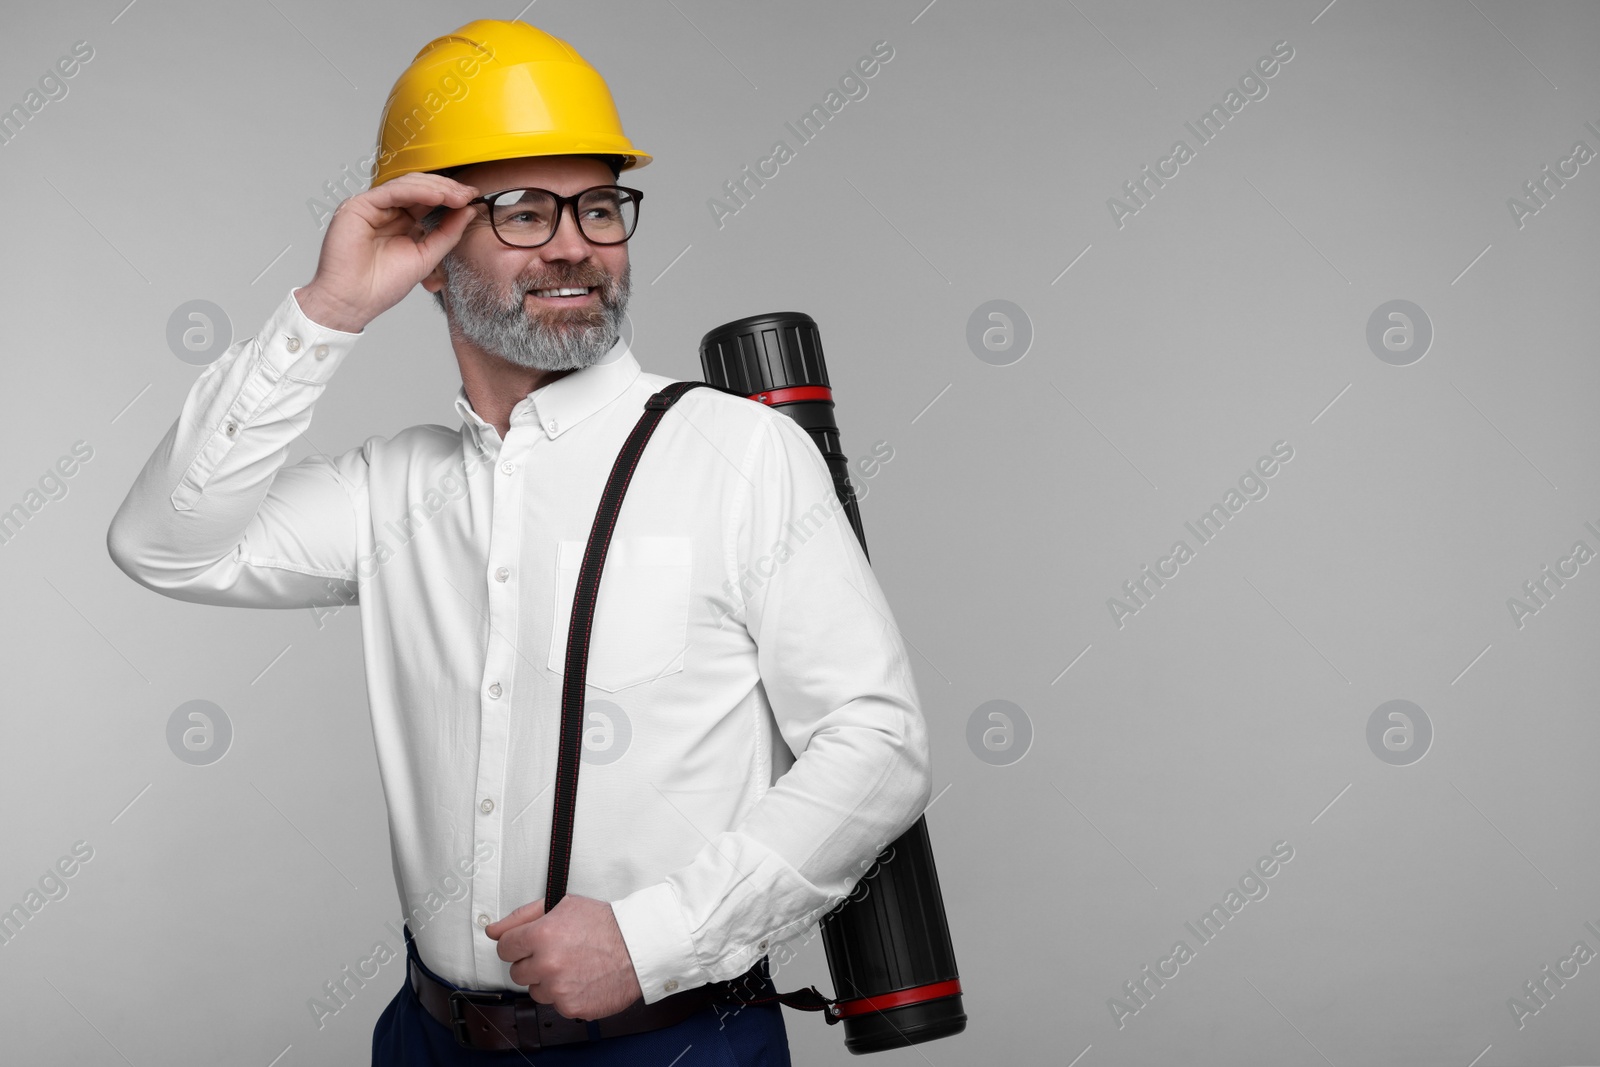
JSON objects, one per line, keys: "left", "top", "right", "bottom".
{"left": 106, "top": 19, "right": 931, "bottom": 1066}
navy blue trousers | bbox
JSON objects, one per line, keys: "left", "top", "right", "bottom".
{"left": 371, "top": 927, "right": 791, "bottom": 1066}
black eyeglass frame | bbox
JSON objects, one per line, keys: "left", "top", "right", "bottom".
{"left": 465, "top": 184, "right": 644, "bottom": 249}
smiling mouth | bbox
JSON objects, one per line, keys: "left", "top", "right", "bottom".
{"left": 527, "top": 286, "right": 596, "bottom": 301}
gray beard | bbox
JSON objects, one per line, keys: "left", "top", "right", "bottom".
{"left": 438, "top": 255, "right": 631, "bottom": 371}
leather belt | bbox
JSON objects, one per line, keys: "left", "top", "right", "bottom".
{"left": 409, "top": 950, "right": 774, "bottom": 1051}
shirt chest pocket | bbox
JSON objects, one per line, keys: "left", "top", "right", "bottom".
{"left": 548, "top": 535, "right": 693, "bottom": 693}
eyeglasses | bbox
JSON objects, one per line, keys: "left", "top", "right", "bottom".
{"left": 466, "top": 185, "right": 643, "bottom": 248}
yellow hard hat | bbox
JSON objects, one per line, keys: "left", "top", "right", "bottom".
{"left": 369, "top": 19, "right": 650, "bottom": 188}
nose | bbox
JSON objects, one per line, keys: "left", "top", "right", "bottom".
{"left": 538, "top": 200, "right": 592, "bottom": 261}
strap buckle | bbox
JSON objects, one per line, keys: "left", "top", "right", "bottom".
{"left": 644, "top": 381, "right": 709, "bottom": 411}
{"left": 447, "top": 988, "right": 513, "bottom": 1048}
{"left": 643, "top": 383, "right": 688, "bottom": 411}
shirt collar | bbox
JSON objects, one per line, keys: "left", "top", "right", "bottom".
{"left": 453, "top": 335, "right": 642, "bottom": 451}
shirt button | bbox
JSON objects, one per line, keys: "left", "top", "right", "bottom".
{"left": 500, "top": 461, "right": 515, "bottom": 475}
{"left": 224, "top": 421, "right": 238, "bottom": 437}
{"left": 480, "top": 798, "right": 494, "bottom": 814}
{"left": 285, "top": 337, "right": 301, "bottom": 353}
{"left": 759, "top": 939, "right": 768, "bottom": 950}
{"left": 494, "top": 567, "right": 509, "bottom": 582}
{"left": 488, "top": 682, "right": 502, "bottom": 699}
{"left": 314, "top": 343, "right": 329, "bottom": 360}
{"left": 547, "top": 420, "right": 558, "bottom": 433}
{"left": 663, "top": 979, "right": 679, "bottom": 993}
{"left": 476, "top": 913, "right": 490, "bottom": 928}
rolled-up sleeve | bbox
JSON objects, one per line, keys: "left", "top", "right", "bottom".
{"left": 611, "top": 411, "right": 932, "bottom": 1002}
{"left": 106, "top": 287, "right": 368, "bottom": 609}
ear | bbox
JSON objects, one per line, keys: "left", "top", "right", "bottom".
{"left": 421, "top": 261, "right": 447, "bottom": 294}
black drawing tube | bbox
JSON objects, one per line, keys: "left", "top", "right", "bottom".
{"left": 701, "top": 312, "right": 966, "bottom": 1054}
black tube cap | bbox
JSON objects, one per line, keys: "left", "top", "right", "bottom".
{"left": 700, "top": 312, "right": 831, "bottom": 395}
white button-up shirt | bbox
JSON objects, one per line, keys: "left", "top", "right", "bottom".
{"left": 107, "top": 288, "right": 932, "bottom": 1003}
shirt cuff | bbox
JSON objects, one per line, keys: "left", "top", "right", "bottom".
{"left": 610, "top": 881, "right": 708, "bottom": 1004}
{"left": 250, "top": 287, "right": 363, "bottom": 385}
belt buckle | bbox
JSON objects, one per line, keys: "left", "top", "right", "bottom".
{"left": 447, "top": 988, "right": 513, "bottom": 1048}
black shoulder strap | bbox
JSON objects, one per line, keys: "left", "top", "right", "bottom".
{"left": 542, "top": 379, "right": 840, "bottom": 1022}
{"left": 544, "top": 379, "right": 712, "bottom": 907}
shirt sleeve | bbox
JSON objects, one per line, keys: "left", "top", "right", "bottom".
{"left": 106, "top": 287, "right": 368, "bottom": 610}
{"left": 609, "top": 411, "right": 933, "bottom": 1003}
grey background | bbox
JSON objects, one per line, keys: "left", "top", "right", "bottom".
{"left": 3, "top": 0, "right": 1598, "bottom": 1063}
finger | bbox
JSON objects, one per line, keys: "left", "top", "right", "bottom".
{"left": 364, "top": 176, "right": 479, "bottom": 219}
{"left": 400, "top": 186, "right": 476, "bottom": 223}
{"left": 391, "top": 170, "right": 477, "bottom": 192}
{"left": 485, "top": 897, "right": 545, "bottom": 939}
{"left": 415, "top": 203, "right": 475, "bottom": 264}
{"left": 510, "top": 956, "right": 545, "bottom": 990}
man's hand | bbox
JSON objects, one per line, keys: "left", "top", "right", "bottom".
{"left": 485, "top": 895, "right": 645, "bottom": 1021}
{"left": 295, "top": 172, "right": 480, "bottom": 334}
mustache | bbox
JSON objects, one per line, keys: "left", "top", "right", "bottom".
{"left": 519, "top": 266, "right": 612, "bottom": 292}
